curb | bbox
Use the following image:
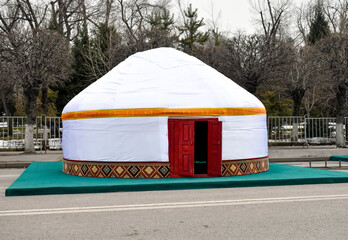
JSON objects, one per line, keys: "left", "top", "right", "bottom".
{"left": 0, "top": 162, "right": 31, "bottom": 168}
{"left": 269, "top": 157, "right": 329, "bottom": 162}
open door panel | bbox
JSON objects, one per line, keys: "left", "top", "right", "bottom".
{"left": 207, "top": 120, "right": 222, "bottom": 176}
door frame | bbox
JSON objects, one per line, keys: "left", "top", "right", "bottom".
{"left": 168, "top": 118, "right": 222, "bottom": 177}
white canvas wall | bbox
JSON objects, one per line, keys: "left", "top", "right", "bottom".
{"left": 62, "top": 115, "right": 268, "bottom": 162}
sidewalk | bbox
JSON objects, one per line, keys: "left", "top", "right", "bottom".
{"left": 1, "top": 146, "right": 348, "bottom": 168}
{"left": 0, "top": 151, "right": 63, "bottom": 168}
{"left": 269, "top": 145, "right": 348, "bottom": 162}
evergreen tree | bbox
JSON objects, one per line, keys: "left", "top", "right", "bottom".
{"left": 308, "top": 1, "right": 330, "bottom": 45}
{"left": 148, "top": 8, "right": 175, "bottom": 32}
{"left": 177, "top": 4, "right": 209, "bottom": 53}
{"left": 160, "top": 9, "right": 175, "bottom": 32}
{"left": 147, "top": 8, "right": 176, "bottom": 48}
{"left": 54, "top": 27, "right": 91, "bottom": 114}
{"left": 260, "top": 91, "right": 293, "bottom": 116}
{"left": 43, "top": 14, "right": 69, "bottom": 115}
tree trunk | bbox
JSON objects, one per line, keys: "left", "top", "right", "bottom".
{"left": 1, "top": 90, "right": 10, "bottom": 116}
{"left": 292, "top": 88, "right": 305, "bottom": 117}
{"left": 23, "top": 85, "right": 40, "bottom": 153}
{"left": 245, "top": 77, "right": 258, "bottom": 94}
{"left": 336, "top": 118, "right": 345, "bottom": 147}
{"left": 1, "top": 90, "right": 13, "bottom": 137}
{"left": 291, "top": 89, "right": 305, "bottom": 142}
{"left": 336, "top": 83, "right": 347, "bottom": 148}
{"left": 41, "top": 86, "right": 48, "bottom": 115}
{"left": 24, "top": 123, "right": 35, "bottom": 152}
{"left": 292, "top": 120, "right": 299, "bottom": 142}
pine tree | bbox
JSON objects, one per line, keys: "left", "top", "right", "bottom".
{"left": 44, "top": 14, "right": 68, "bottom": 115}
{"left": 160, "top": 9, "right": 175, "bottom": 32}
{"left": 147, "top": 8, "right": 176, "bottom": 48}
{"left": 177, "top": 4, "right": 209, "bottom": 53}
{"left": 308, "top": 1, "right": 330, "bottom": 45}
{"left": 54, "top": 28, "right": 91, "bottom": 114}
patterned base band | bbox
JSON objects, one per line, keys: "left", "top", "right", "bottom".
{"left": 221, "top": 158, "right": 269, "bottom": 176}
{"left": 63, "top": 157, "right": 269, "bottom": 178}
{"left": 63, "top": 159, "right": 171, "bottom": 178}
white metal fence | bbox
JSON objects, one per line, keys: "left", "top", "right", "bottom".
{"left": 1, "top": 115, "right": 347, "bottom": 150}
{"left": 268, "top": 116, "right": 348, "bottom": 144}
{"left": 0, "top": 115, "right": 62, "bottom": 150}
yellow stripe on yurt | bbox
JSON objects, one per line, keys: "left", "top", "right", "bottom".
{"left": 62, "top": 107, "right": 266, "bottom": 121}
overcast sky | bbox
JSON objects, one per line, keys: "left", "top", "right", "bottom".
{"left": 176, "top": 0, "right": 312, "bottom": 35}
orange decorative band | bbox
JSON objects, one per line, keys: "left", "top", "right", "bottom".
{"left": 62, "top": 107, "right": 266, "bottom": 121}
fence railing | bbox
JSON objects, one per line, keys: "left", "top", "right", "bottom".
{"left": 0, "top": 115, "right": 347, "bottom": 150}
{"left": 268, "top": 116, "right": 348, "bottom": 144}
{"left": 0, "top": 115, "right": 62, "bottom": 151}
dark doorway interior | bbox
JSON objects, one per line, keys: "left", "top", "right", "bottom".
{"left": 194, "top": 121, "right": 208, "bottom": 174}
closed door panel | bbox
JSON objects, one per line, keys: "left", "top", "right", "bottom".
{"left": 178, "top": 121, "right": 195, "bottom": 176}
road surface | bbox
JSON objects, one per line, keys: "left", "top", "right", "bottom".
{"left": 1, "top": 168, "right": 348, "bottom": 240}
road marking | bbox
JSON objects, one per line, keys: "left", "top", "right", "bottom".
{"left": 1, "top": 194, "right": 348, "bottom": 217}
{"left": 0, "top": 175, "right": 20, "bottom": 178}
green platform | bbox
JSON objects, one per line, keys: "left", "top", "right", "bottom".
{"left": 330, "top": 156, "right": 348, "bottom": 162}
{"left": 6, "top": 162, "right": 348, "bottom": 196}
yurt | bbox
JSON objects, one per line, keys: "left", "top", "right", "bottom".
{"left": 62, "top": 47, "right": 268, "bottom": 178}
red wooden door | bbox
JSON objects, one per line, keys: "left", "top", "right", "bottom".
{"left": 207, "top": 120, "right": 222, "bottom": 176}
{"left": 177, "top": 120, "right": 195, "bottom": 176}
{"left": 168, "top": 119, "right": 177, "bottom": 174}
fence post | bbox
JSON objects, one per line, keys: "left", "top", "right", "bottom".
{"left": 43, "top": 115, "right": 48, "bottom": 153}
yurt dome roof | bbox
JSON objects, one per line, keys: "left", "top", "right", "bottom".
{"left": 63, "top": 47, "right": 264, "bottom": 115}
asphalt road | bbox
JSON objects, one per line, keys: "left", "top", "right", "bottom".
{"left": 1, "top": 168, "right": 348, "bottom": 240}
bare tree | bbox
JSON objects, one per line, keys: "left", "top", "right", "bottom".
{"left": 251, "top": 0, "right": 292, "bottom": 41}
{"left": 0, "top": 0, "right": 70, "bottom": 152}
{"left": 83, "top": 23, "right": 127, "bottom": 80}
{"left": 49, "top": 0, "right": 99, "bottom": 40}
{"left": 296, "top": 1, "right": 318, "bottom": 45}
{"left": 316, "top": 33, "right": 348, "bottom": 147}
{"left": 0, "top": 31, "right": 18, "bottom": 116}
{"left": 80, "top": 0, "right": 175, "bottom": 81}
{"left": 324, "top": 0, "right": 348, "bottom": 34}
{"left": 117, "top": 0, "right": 171, "bottom": 51}
{"left": 285, "top": 45, "right": 325, "bottom": 116}
{"left": 217, "top": 0, "right": 292, "bottom": 94}
{"left": 218, "top": 33, "right": 288, "bottom": 94}
{"left": 303, "top": 78, "right": 336, "bottom": 117}
{"left": 277, "top": 43, "right": 327, "bottom": 140}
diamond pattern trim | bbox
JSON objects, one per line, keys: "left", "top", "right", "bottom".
{"left": 221, "top": 158, "right": 269, "bottom": 177}
{"left": 63, "top": 157, "right": 269, "bottom": 178}
{"left": 102, "top": 165, "right": 111, "bottom": 176}
{"left": 63, "top": 160, "right": 171, "bottom": 178}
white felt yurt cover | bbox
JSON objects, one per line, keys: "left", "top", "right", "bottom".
{"left": 62, "top": 47, "right": 268, "bottom": 162}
